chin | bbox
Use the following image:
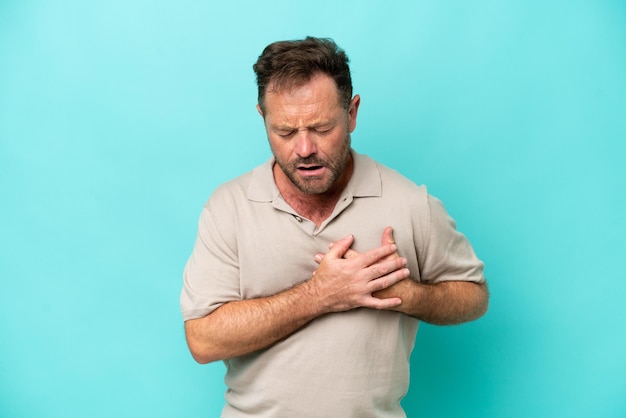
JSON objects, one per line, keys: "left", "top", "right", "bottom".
{"left": 295, "top": 179, "right": 333, "bottom": 195}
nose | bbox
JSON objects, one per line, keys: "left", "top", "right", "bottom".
{"left": 294, "top": 130, "right": 317, "bottom": 158}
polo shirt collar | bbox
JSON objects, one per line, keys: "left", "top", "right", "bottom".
{"left": 247, "top": 150, "right": 381, "bottom": 202}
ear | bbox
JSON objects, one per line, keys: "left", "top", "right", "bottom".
{"left": 348, "top": 94, "right": 360, "bottom": 133}
{"left": 256, "top": 104, "right": 264, "bottom": 118}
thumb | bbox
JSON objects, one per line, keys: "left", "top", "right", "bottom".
{"left": 326, "top": 234, "right": 354, "bottom": 259}
{"left": 382, "top": 226, "right": 395, "bottom": 246}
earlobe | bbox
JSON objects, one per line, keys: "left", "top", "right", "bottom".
{"left": 256, "top": 104, "right": 264, "bottom": 118}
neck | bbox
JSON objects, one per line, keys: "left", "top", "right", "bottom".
{"left": 274, "top": 155, "right": 353, "bottom": 226}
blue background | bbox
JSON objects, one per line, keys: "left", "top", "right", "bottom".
{"left": 1, "top": 1, "right": 625, "bottom": 417}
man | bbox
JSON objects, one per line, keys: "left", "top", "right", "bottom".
{"left": 181, "top": 37, "right": 488, "bottom": 417}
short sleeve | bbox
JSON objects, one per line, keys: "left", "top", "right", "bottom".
{"left": 180, "top": 207, "right": 241, "bottom": 321}
{"left": 418, "top": 194, "right": 485, "bottom": 284}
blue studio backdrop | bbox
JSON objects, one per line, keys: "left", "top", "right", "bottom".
{"left": 1, "top": 1, "right": 625, "bottom": 417}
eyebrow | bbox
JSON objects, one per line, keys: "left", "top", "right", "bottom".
{"left": 271, "top": 119, "right": 335, "bottom": 131}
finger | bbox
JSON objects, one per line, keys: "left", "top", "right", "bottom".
{"left": 380, "top": 226, "right": 401, "bottom": 261}
{"left": 382, "top": 226, "right": 395, "bottom": 245}
{"left": 357, "top": 243, "right": 399, "bottom": 268}
{"left": 324, "top": 234, "right": 354, "bottom": 260}
{"left": 329, "top": 240, "right": 360, "bottom": 259}
{"left": 366, "top": 267, "right": 410, "bottom": 293}
{"left": 343, "top": 248, "right": 359, "bottom": 259}
{"left": 362, "top": 295, "right": 402, "bottom": 309}
{"left": 365, "top": 253, "right": 407, "bottom": 282}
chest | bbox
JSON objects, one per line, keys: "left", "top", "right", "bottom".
{"left": 231, "top": 197, "right": 422, "bottom": 300}
{"left": 286, "top": 200, "right": 336, "bottom": 227}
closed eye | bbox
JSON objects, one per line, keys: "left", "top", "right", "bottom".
{"left": 313, "top": 125, "right": 334, "bottom": 135}
{"left": 276, "top": 130, "right": 296, "bottom": 138}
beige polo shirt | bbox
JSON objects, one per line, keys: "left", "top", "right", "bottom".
{"left": 181, "top": 151, "right": 484, "bottom": 417}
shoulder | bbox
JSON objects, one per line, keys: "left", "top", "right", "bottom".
{"left": 204, "top": 158, "right": 274, "bottom": 212}
{"left": 206, "top": 171, "right": 253, "bottom": 206}
{"left": 365, "top": 156, "right": 429, "bottom": 205}
{"left": 199, "top": 175, "right": 249, "bottom": 226}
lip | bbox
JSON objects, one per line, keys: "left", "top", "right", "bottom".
{"left": 297, "top": 165, "right": 326, "bottom": 177}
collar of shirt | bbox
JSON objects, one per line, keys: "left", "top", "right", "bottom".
{"left": 246, "top": 150, "right": 382, "bottom": 203}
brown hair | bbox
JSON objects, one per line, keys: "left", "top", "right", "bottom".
{"left": 253, "top": 37, "right": 353, "bottom": 112}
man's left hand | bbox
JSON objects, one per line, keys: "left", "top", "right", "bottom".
{"left": 314, "top": 226, "right": 409, "bottom": 302}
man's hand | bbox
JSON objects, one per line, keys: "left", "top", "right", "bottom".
{"left": 324, "top": 227, "right": 409, "bottom": 299}
{"left": 370, "top": 227, "right": 411, "bottom": 300}
{"left": 311, "top": 231, "right": 410, "bottom": 311}
{"left": 314, "top": 227, "right": 409, "bottom": 303}
{"left": 185, "top": 230, "right": 410, "bottom": 364}
{"left": 315, "top": 227, "right": 489, "bottom": 323}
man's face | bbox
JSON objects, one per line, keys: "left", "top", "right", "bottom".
{"left": 258, "top": 74, "right": 360, "bottom": 196}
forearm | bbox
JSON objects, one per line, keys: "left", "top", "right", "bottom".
{"left": 184, "top": 236, "right": 408, "bottom": 364}
{"left": 185, "top": 281, "right": 323, "bottom": 364}
{"left": 375, "top": 279, "right": 489, "bottom": 325}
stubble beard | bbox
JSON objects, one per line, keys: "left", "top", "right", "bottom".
{"left": 274, "top": 136, "right": 351, "bottom": 195}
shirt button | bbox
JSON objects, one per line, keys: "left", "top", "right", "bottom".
{"left": 295, "top": 216, "right": 302, "bottom": 222}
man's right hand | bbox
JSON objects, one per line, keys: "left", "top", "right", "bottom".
{"left": 185, "top": 233, "right": 409, "bottom": 364}
{"left": 309, "top": 234, "right": 410, "bottom": 312}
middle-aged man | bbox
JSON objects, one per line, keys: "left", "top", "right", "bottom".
{"left": 181, "top": 36, "right": 489, "bottom": 417}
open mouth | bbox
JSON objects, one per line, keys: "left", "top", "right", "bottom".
{"left": 297, "top": 165, "right": 326, "bottom": 176}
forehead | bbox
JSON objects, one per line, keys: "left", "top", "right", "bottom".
{"left": 263, "top": 74, "right": 343, "bottom": 120}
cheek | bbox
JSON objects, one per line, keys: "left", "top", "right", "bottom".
{"left": 323, "top": 134, "right": 350, "bottom": 155}
{"left": 268, "top": 138, "right": 293, "bottom": 159}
